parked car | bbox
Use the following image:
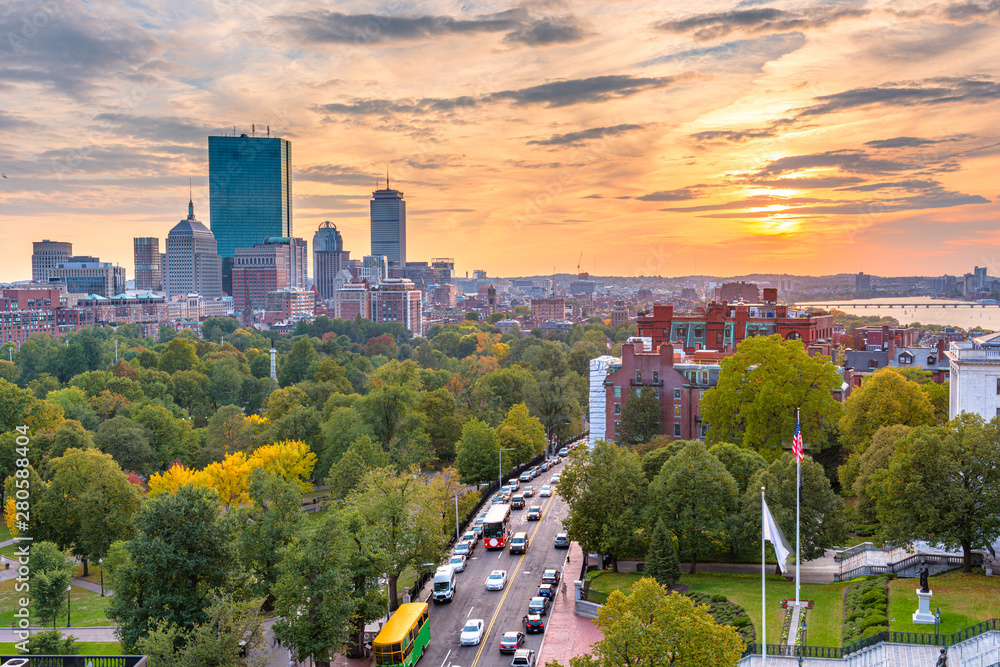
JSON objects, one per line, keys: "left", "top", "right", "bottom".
{"left": 537, "top": 583, "right": 555, "bottom": 599}
{"left": 460, "top": 618, "right": 485, "bottom": 645}
{"left": 539, "top": 485, "right": 552, "bottom": 497}
{"left": 449, "top": 554, "right": 467, "bottom": 572}
{"left": 473, "top": 519, "right": 484, "bottom": 535}
{"left": 519, "top": 471, "right": 532, "bottom": 482}
{"left": 498, "top": 631, "right": 525, "bottom": 653}
{"left": 558, "top": 447, "right": 568, "bottom": 457}
{"left": 523, "top": 486, "right": 534, "bottom": 497}
{"left": 509, "top": 532, "right": 529, "bottom": 554}
{"left": 453, "top": 541, "right": 471, "bottom": 557}
{"left": 508, "top": 478, "right": 520, "bottom": 489}
{"left": 511, "top": 648, "right": 536, "bottom": 667}
{"left": 527, "top": 506, "right": 541, "bottom": 521}
{"left": 554, "top": 532, "right": 570, "bottom": 548}
{"left": 486, "top": 570, "right": 508, "bottom": 591}
{"left": 551, "top": 473, "right": 561, "bottom": 484}
{"left": 539, "top": 461, "right": 549, "bottom": 472}
{"left": 462, "top": 530, "right": 478, "bottom": 547}
{"left": 527, "top": 596, "right": 550, "bottom": 615}
{"left": 541, "top": 568, "right": 560, "bottom": 585}
{"left": 522, "top": 613, "right": 545, "bottom": 634}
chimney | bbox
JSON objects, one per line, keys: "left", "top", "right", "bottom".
{"left": 936, "top": 337, "right": 946, "bottom": 360}
{"left": 763, "top": 288, "right": 777, "bottom": 304}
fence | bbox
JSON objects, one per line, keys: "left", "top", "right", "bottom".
{"left": 740, "top": 619, "right": 1000, "bottom": 659}
{"left": 835, "top": 552, "right": 982, "bottom": 582}
{"left": 0, "top": 658, "right": 147, "bottom": 667}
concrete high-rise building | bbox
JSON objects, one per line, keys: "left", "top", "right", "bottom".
{"left": 263, "top": 237, "right": 307, "bottom": 290}
{"left": 47, "top": 262, "right": 126, "bottom": 298}
{"left": 334, "top": 282, "right": 370, "bottom": 321}
{"left": 232, "top": 244, "right": 290, "bottom": 313}
{"left": 370, "top": 184, "right": 406, "bottom": 265}
{"left": 313, "top": 222, "right": 347, "bottom": 299}
{"left": 32, "top": 240, "right": 72, "bottom": 282}
{"left": 370, "top": 278, "right": 422, "bottom": 335}
{"left": 362, "top": 255, "right": 388, "bottom": 287}
{"left": 974, "top": 266, "right": 988, "bottom": 290}
{"left": 431, "top": 258, "right": 455, "bottom": 285}
{"left": 855, "top": 272, "right": 871, "bottom": 292}
{"left": 133, "top": 237, "right": 163, "bottom": 291}
{"left": 164, "top": 199, "right": 223, "bottom": 298}
{"left": 208, "top": 133, "right": 292, "bottom": 292}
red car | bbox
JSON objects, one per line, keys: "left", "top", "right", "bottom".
{"left": 499, "top": 631, "right": 525, "bottom": 653}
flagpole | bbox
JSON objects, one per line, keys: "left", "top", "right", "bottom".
{"left": 796, "top": 407, "right": 801, "bottom": 607}
{"left": 761, "top": 486, "right": 767, "bottom": 666}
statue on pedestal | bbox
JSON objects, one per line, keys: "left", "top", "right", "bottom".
{"left": 920, "top": 566, "right": 930, "bottom": 593}
{"left": 936, "top": 647, "right": 948, "bottom": 666}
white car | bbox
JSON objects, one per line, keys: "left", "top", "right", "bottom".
{"left": 449, "top": 554, "right": 467, "bottom": 572}
{"left": 454, "top": 542, "right": 471, "bottom": 557}
{"left": 460, "top": 618, "right": 485, "bottom": 646}
{"left": 551, "top": 474, "right": 560, "bottom": 484}
{"left": 486, "top": 569, "right": 508, "bottom": 591}
{"left": 539, "top": 485, "right": 552, "bottom": 497}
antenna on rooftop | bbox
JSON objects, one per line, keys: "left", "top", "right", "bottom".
{"left": 267, "top": 125, "right": 270, "bottom": 137}
{"left": 252, "top": 122, "right": 255, "bottom": 137}
{"left": 386, "top": 164, "right": 390, "bottom": 189}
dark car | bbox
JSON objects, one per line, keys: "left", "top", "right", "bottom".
{"left": 527, "top": 596, "right": 550, "bottom": 615}
{"left": 539, "top": 461, "right": 549, "bottom": 472}
{"left": 537, "top": 583, "right": 555, "bottom": 599}
{"left": 541, "top": 568, "right": 560, "bottom": 585}
{"left": 523, "top": 613, "right": 545, "bottom": 634}
{"left": 498, "top": 631, "right": 525, "bottom": 653}
{"left": 527, "top": 506, "right": 541, "bottom": 521}
{"left": 554, "top": 533, "right": 570, "bottom": 549}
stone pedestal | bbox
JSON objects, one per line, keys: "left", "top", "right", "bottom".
{"left": 913, "top": 589, "right": 935, "bottom": 624}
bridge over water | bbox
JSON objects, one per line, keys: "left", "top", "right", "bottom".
{"left": 792, "top": 302, "right": 999, "bottom": 309}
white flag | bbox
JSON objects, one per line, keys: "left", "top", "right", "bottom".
{"left": 762, "top": 496, "right": 792, "bottom": 574}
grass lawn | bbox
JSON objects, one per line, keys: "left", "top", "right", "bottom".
{"left": 887, "top": 569, "right": 1000, "bottom": 635}
{"left": 0, "top": 580, "right": 113, "bottom": 628}
{"left": 0, "top": 523, "right": 11, "bottom": 543}
{"left": 587, "top": 571, "right": 851, "bottom": 647}
{"left": 0, "top": 641, "right": 122, "bottom": 655}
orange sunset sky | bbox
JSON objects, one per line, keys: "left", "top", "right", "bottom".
{"left": 1, "top": 0, "right": 999, "bottom": 282}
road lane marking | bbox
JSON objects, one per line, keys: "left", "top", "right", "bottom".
{"left": 439, "top": 649, "right": 451, "bottom": 667}
{"left": 467, "top": 606, "right": 474, "bottom": 618}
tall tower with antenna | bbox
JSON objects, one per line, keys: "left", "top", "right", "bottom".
{"left": 370, "top": 165, "right": 406, "bottom": 265}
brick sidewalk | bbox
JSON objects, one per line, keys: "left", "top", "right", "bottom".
{"left": 537, "top": 542, "right": 602, "bottom": 666}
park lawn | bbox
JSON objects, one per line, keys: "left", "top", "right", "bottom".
{"left": 74, "top": 560, "right": 106, "bottom": 584}
{"left": 0, "top": 641, "right": 122, "bottom": 655}
{"left": 588, "top": 571, "right": 851, "bottom": 648}
{"left": 0, "top": 522, "right": 11, "bottom": 542}
{"left": 0, "top": 580, "right": 113, "bottom": 628}
{"left": 888, "top": 569, "right": 1000, "bottom": 635}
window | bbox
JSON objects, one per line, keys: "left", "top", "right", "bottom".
{"left": 673, "top": 405, "right": 681, "bottom": 417}
{"left": 614, "top": 420, "right": 620, "bottom": 434}
{"left": 927, "top": 356, "right": 936, "bottom": 365}
{"left": 716, "top": 332, "right": 723, "bottom": 345}
{"left": 614, "top": 386, "right": 621, "bottom": 398}
{"left": 652, "top": 370, "right": 659, "bottom": 383}
{"left": 673, "top": 423, "right": 681, "bottom": 437}
{"left": 869, "top": 359, "right": 878, "bottom": 369}
{"left": 996, "top": 378, "right": 1000, "bottom": 396}
{"left": 694, "top": 327, "right": 702, "bottom": 338}
{"left": 674, "top": 388, "right": 681, "bottom": 401}
{"left": 677, "top": 328, "right": 686, "bottom": 339}
{"left": 700, "top": 424, "right": 709, "bottom": 438}
{"left": 614, "top": 403, "right": 621, "bottom": 415}
{"left": 635, "top": 370, "right": 642, "bottom": 383}
{"left": 898, "top": 354, "right": 911, "bottom": 365}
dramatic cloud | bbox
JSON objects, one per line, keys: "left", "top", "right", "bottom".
{"left": 863, "top": 136, "right": 968, "bottom": 149}
{"left": 297, "top": 164, "right": 380, "bottom": 186}
{"left": 636, "top": 187, "right": 704, "bottom": 201}
{"left": 796, "top": 77, "right": 1000, "bottom": 117}
{"left": 655, "top": 6, "right": 869, "bottom": 41}
{"left": 92, "top": 114, "right": 221, "bottom": 144}
{"left": 502, "top": 16, "right": 592, "bottom": 46}
{"left": 527, "top": 124, "right": 644, "bottom": 146}
{"left": 755, "top": 151, "right": 914, "bottom": 176}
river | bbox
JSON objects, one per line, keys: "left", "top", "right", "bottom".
{"left": 792, "top": 297, "right": 1000, "bottom": 330}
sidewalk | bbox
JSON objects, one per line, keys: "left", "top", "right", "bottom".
{"left": 0, "top": 626, "right": 118, "bottom": 642}
{"left": 538, "top": 542, "right": 602, "bottom": 666}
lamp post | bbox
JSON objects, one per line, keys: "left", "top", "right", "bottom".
{"left": 801, "top": 618, "right": 807, "bottom": 646}
{"left": 499, "top": 448, "right": 515, "bottom": 489}
{"left": 67, "top": 584, "right": 72, "bottom": 627}
{"left": 99, "top": 558, "right": 104, "bottom": 597}
{"left": 935, "top": 607, "right": 941, "bottom": 635}
{"left": 454, "top": 493, "right": 460, "bottom": 542}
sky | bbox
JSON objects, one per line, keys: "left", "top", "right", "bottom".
{"left": 1, "top": 0, "right": 999, "bottom": 282}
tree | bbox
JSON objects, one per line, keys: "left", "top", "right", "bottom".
{"left": 618, "top": 386, "right": 662, "bottom": 447}
{"left": 645, "top": 519, "right": 681, "bottom": 588}
{"left": 527, "top": 370, "right": 581, "bottom": 439}
{"left": 741, "top": 453, "right": 849, "bottom": 562}
{"left": 158, "top": 337, "right": 200, "bottom": 375}
{"left": 648, "top": 441, "right": 738, "bottom": 573}
{"left": 133, "top": 403, "right": 197, "bottom": 467}
{"left": 558, "top": 441, "right": 647, "bottom": 572}
{"left": 495, "top": 403, "right": 546, "bottom": 466}
{"left": 45, "top": 386, "right": 98, "bottom": 430}
{"left": 28, "top": 541, "right": 74, "bottom": 629}
{"left": 278, "top": 337, "right": 319, "bottom": 387}
{"left": 418, "top": 388, "right": 462, "bottom": 461}
{"left": 247, "top": 440, "right": 316, "bottom": 491}
{"left": 455, "top": 419, "right": 499, "bottom": 485}
{"left": 700, "top": 335, "right": 843, "bottom": 459}
{"left": 205, "top": 405, "right": 254, "bottom": 459}
{"left": 107, "top": 485, "right": 233, "bottom": 652}
{"left": 137, "top": 597, "right": 268, "bottom": 667}
{"left": 200, "top": 316, "right": 240, "bottom": 343}
{"left": 35, "top": 448, "right": 141, "bottom": 577}
{"left": 852, "top": 425, "right": 910, "bottom": 522}
{"left": 709, "top": 442, "right": 768, "bottom": 496}
{"left": 560, "top": 578, "right": 744, "bottom": 667}
{"left": 317, "top": 407, "right": 373, "bottom": 481}
{"left": 47, "top": 420, "right": 95, "bottom": 460}
{"left": 475, "top": 366, "right": 537, "bottom": 424}
{"left": 639, "top": 438, "right": 690, "bottom": 482}
{"left": 264, "top": 386, "right": 310, "bottom": 421}
{"left": 93, "top": 415, "right": 158, "bottom": 476}
{"left": 874, "top": 415, "right": 1000, "bottom": 572}
{"left": 170, "top": 370, "right": 212, "bottom": 419}
{"left": 26, "top": 629, "right": 81, "bottom": 655}
{"left": 839, "top": 368, "right": 935, "bottom": 453}
{"left": 210, "top": 357, "right": 245, "bottom": 408}
{"left": 233, "top": 469, "right": 305, "bottom": 611}
{"left": 0, "top": 378, "right": 65, "bottom": 433}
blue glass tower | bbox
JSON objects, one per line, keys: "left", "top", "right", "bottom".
{"left": 370, "top": 184, "right": 406, "bottom": 266}
{"left": 208, "top": 134, "right": 292, "bottom": 261}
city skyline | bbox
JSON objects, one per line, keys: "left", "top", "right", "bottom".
{"left": 1, "top": 0, "right": 999, "bottom": 282}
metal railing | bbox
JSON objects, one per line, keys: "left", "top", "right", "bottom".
{"left": 835, "top": 553, "right": 981, "bottom": 582}
{"left": 834, "top": 542, "right": 877, "bottom": 562}
{"left": 0, "top": 657, "right": 147, "bottom": 667}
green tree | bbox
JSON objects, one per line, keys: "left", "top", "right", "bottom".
{"left": 0, "top": 378, "right": 65, "bottom": 433}
{"left": 28, "top": 541, "right": 74, "bottom": 629}
{"left": 558, "top": 441, "right": 647, "bottom": 572}
{"left": 709, "top": 442, "right": 768, "bottom": 496}
{"left": 356, "top": 383, "right": 431, "bottom": 466}
{"left": 839, "top": 368, "right": 935, "bottom": 453}
{"left": 93, "top": 415, "right": 158, "bottom": 476}
{"left": 475, "top": 366, "right": 537, "bottom": 424}
{"left": 46, "top": 420, "right": 95, "bottom": 459}
{"left": 639, "top": 438, "right": 689, "bottom": 482}
{"left": 108, "top": 485, "right": 233, "bottom": 651}
{"left": 35, "top": 448, "right": 141, "bottom": 576}
{"left": 170, "top": 370, "right": 213, "bottom": 419}
{"left": 204, "top": 405, "right": 253, "bottom": 462}
{"left": 455, "top": 419, "right": 499, "bottom": 485}
{"left": 874, "top": 415, "right": 1000, "bottom": 572}
{"left": 742, "top": 453, "right": 849, "bottom": 562}
{"left": 922, "top": 381, "right": 950, "bottom": 425}
{"left": 158, "top": 337, "right": 200, "bottom": 375}
{"left": 618, "top": 386, "right": 662, "bottom": 447}
{"left": 852, "top": 424, "right": 910, "bottom": 522}
{"left": 527, "top": 370, "right": 580, "bottom": 439}
{"left": 137, "top": 597, "right": 268, "bottom": 667}
{"left": 317, "top": 407, "right": 373, "bottom": 481}
{"left": 46, "top": 386, "right": 98, "bottom": 430}
{"left": 326, "top": 435, "right": 391, "bottom": 500}
{"left": 495, "top": 402, "right": 546, "bottom": 466}
{"left": 648, "top": 441, "right": 738, "bottom": 573}
{"left": 418, "top": 387, "right": 462, "bottom": 461}
{"left": 645, "top": 519, "right": 681, "bottom": 588}
{"left": 700, "top": 335, "right": 842, "bottom": 459}
{"left": 26, "top": 629, "right": 81, "bottom": 655}
{"left": 561, "top": 578, "right": 744, "bottom": 667}
{"left": 278, "top": 337, "right": 319, "bottom": 387}
{"left": 200, "top": 317, "right": 240, "bottom": 343}
{"left": 264, "top": 385, "right": 309, "bottom": 421}
{"left": 133, "top": 403, "right": 198, "bottom": 467}
{"left": 210, "top": 357, "right": 245, "bottom": 408}
{"left": 233, "top": 469, "right": 305, "bottom": 611}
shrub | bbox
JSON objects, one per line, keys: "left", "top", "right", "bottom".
{"left": 862, "top": 588, "right": 887, "bottom": 605}
{"left": 712, "top": 594, "right": 728, "bottom": 603}
{"left": 860, "top": 615, "right": 888, "bottom": 632}
{"left": 855, "top": 524, "right": 878, "bottom": 537}
{"left": 862, "top": 625, "right": 888, "bottom": 639}
{"left": 733, "top": 616, "right": 750, "bottom": 628}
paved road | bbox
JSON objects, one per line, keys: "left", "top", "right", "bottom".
{"left": 421, "top": 461, "right": 571, "bottom": 667}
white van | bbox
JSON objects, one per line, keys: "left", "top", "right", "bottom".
{"left": 432, "top": 565, "right": 457, "bottom": 603}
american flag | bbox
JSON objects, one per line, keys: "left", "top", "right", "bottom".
{"left": 792, "top": 413, "right": 804, "bottom": 462}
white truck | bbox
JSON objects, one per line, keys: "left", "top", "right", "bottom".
{"left": 432, "top": 564, "right": 457, "bottom": 603}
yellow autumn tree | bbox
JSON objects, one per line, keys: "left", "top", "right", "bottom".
{"left": 247, "top": 440, "right": 316, "bottom": 491}
{"left": 4, "top": 498, "right": 19, "bottom": 538}
{"left": 147, "top": 463, "right": 202, "bottom": 497}
{"left": 198, "top": 451, "right": 254, "bottom": 507}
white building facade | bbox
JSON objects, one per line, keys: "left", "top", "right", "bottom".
{"left": 946, "top": 333, "right": 1000, "bottom": 420}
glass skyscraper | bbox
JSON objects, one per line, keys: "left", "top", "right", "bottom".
{"left": 370, "top": 186, "right": 406, "bottom": 265}
{"left": 208, "top": 134, "right": 293, "bottom": 261}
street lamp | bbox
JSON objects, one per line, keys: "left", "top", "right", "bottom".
{"left": 801, "top": 618, "right": 807, "bottom": 646}
{"left": 454, "top": 493, "right": 460, "bottom": 542}
{"left": 99, "top": 558, "right": 104, "bottom": 597}
{"left": 499, "top": 448, "right": 515, "bottom": 489}
{"left": 935, "top": 607, "right": 941, "bottom": 635}
{"left": 67, "top": 584, "right": 72, "bottom": 627}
